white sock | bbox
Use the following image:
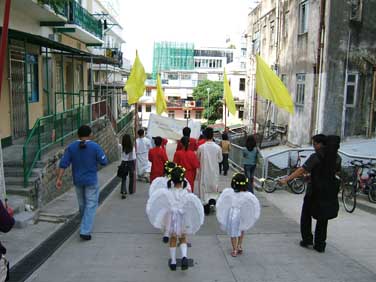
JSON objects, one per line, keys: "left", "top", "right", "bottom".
{"left": 169, "top": 247, "right": 176, "bottom": 264}
{"left": 180, "top": 243, "right": 188, "bottom": 258}
{"left": 164, "top": 229, "right": 169, "bottom": 237}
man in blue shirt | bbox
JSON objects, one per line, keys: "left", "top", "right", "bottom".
{"left": 56, "top": 125, "right": 108, "bottom": 240}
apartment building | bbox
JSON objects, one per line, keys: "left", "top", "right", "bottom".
{"left": 245, "top": 0, "right": 376, "bottom": 145}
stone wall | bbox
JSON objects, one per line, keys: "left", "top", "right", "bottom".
{"left": 33, "top": 119, "right": 121, "bottom": 208}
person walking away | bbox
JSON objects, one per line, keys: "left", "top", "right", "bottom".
{"left": 119, "top": 134, "right": 136, "bottom": 199}
{"left": 279, "top": 134, "right": 341, "bottom": 253}
{"left": 56, "top": 125, "right": 108, "bottom": 240}
{"left": 173, "top": 136, "right": 200, "bottom": 192}
{"left": 176, "top": 127, "right": 198, "bottom": 152}
{"left": 219, "top": 133, "right": 230, "bottom": 176}
{"left": 243, "top": 135, "right": 258, "bottom": 193}
{"left": 197, "top": 134, "right": 206, "bottom": 147}
{"left": 0, "top": 199, "right": 15, "bottom": 282}
{"left": 146, "top": 166, "right": 204, "bottom": 271}
{"left": 148, "top": 136, "right": 169, "bottom": 183}
{"left": 136, "top": 129, "right": 152, "bottom": 182}
{"left": 197, "top": 127, "right": 223, "bottom": 214}
{"left": 216, "top": 173, "right": 260, "bottom": 257}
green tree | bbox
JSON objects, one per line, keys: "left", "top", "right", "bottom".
{"left": 192, "top": 80, "right": 223, "bottom": 124}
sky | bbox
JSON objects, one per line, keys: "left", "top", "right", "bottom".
{"left": 117, "top": 0, "right": 255, "bottom": 72}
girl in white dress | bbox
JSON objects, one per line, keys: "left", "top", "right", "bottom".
{"left": 146, "top": 166, "right": 204, "bottom": 271}
{"left": 216, "top": 173, "right": 261, "bottom": 257}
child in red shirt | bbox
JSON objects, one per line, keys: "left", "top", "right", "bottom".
{"left": 148, "top": 136, "right": 169, "bottom": 182}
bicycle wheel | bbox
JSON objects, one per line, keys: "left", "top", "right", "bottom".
{"left": 342, "top": 183, "right": 356, "bottom": 213}
{"left": 368, "top": 184, "right": 376, "bottom": 203}
{"left": 288, "top": 178, "right": 306, "bottom": 194}
{"left": 263, "top": 178, "right": 278, "bottom": 193}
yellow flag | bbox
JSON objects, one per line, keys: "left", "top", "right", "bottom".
{"left": 256, "top": 55, "right": 294, "bottom": 114}
{"left": 156, "top": 74, "right": 167, "bottom": 115}
{"left": 124, "top": 51, "right": 146, "bottom": 105}
{"left": 223, "top": 69, "right": 236, "bottom": 115}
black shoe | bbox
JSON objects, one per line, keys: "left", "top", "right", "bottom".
{"left": 313, "top": 245, "right": 325, "bottom": 253}
{"left": 169, "top": 263, "right": 177, "bottom": 271}
{"left": 223, "top": 172, "right": 227, "bottom": 176}
{"left": 121, "top": 193, "right": 127, "bottom": 199}
{"left": 299, "top": 240, "right": 313, "bottom": 248}
{"left": 80, "top": 234, "right": 91, "bottom": 241}
{"left": 204, "top": 204, "right": 211, "bottom": 215}
{"left": 181, "top": 257, "right": 189, "bottom": 270}
{"left": 162, "top": 236, "right": 169, "bottom": 243}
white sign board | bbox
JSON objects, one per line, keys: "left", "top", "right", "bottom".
{"left": 147, "top": 113, "right": 201, "bottom": 140}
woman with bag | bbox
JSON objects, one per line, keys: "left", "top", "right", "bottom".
{"left": 118, "top": 134, "right": 136, "bottom": 199}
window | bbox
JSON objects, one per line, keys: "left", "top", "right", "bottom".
{"left": 195, "top": 111, "right": 202, "bottom": 119}
{"left": 345, "top": 73, "right": 358, "bottom": 107}
{"left": 138, "top": 105, "right": 142, "bottom": 112}
{"left": 281, "top": 74, "right": 288, "bottom": 86}
{"left": 238, "top": 110, "right": 244, "bottom": 119}
{"left": 299, "top": 1, "right": 309, "bottom": 34}
{"left": 239, "top": 78, "right": 246, "bottom": 91}
{"left": 240, "top": 62, "right": 246, "bottom": 69}
{"left": 146, "top": 105, "right": 151, "bottom": 112}
{"left": 146, "top": 89, "right": 151, "bottom": 96}
{"left": 181, "top": 74, "right": 191, "bottom": 80}
{"left": 26, "top": 54, "right": 39, "bottom": 103}
{"left": 241, "top": 48, "right": 247, "bottom": 57}
{"left": 270, "top": 21, "right": 275, "bottom": 47}
{"left": 296, "top": 73, "right": 306, "bottom": 106}
{"left": 284, "top": 12, "right": 289, "bottom": 38}
{"left": 168, "top": 111, "right": 175, "bottom": 118}
{"left": 168, "top": 73, "right": 178, "bottom": 80}
{"left": 184, "top": 110, "right": 190, "bottom": 119}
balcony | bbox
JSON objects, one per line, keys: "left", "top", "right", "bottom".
{"left": 167, "top": 100, "right": 203, "bottom": 109}
{"left": 52, "top": 0, "right": 103, "bottom": 45}
{"left": 105, "top": 48, "right": 123, "bottom": 68}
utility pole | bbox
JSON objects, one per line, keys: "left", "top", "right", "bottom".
{"left": 0, "top": 0, "right": 12, "bottom": 200}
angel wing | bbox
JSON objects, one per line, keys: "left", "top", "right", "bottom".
{"left": 239, "top": 192, "right": 261, "bottom": 231}
{"left": 146, "top": 189, "right": 173, "bottom": 230}
{"left": 215, "top": 188, "right": 236, "bottom": 227}
{"left": 149, "top": 177, "right": 168, "bottom": 198}
{"left": 182, "top": 193, "right": 204, "bottom": 234}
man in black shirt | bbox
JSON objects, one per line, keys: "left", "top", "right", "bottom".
{"left": 280, "top": 134, "right": 341, "bottom": 253}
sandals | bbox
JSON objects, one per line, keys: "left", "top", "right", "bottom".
{"left": 237, "top": 246, "right": 243, "bottom": 255}
{"left": 231, "top": 250, "right": 237, "bottom": 257}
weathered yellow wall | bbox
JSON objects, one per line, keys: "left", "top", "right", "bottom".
{"left": 0, "top": 51, "right": 11, "bottom": 139}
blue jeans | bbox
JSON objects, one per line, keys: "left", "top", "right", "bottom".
{"left": 74, "top": 184, "right": 99, "bottom": 235}
{"left": 243, "top": 164, "right": 256, "bottom": 193}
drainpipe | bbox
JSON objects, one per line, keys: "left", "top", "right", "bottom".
{"left": 341, "top": 30, "right": 351, "bottom": 138}
{"left": 0, "top": 0, "right": 12, "bottom": 201}
{"left": 311, "top": 0, "right": 326, "bottom": 137}
{"left": 369, "top": 66, "right": 376, "bottom": 137}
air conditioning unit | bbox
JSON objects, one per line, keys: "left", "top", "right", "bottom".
{"left": 184, "top": 101, "right": 196, "bottom": 108}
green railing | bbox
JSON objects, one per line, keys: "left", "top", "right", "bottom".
{"left": 23, "top": 105, "right": 91, "bottom": 187}
{"left": 116, "top": 110, "right": 135, "bottom": 133}
{"left": 38, "top": 0, "right": 68, "bottom": 17}
{"left": 70, "top": 0, "right": 103, "bottom": 40}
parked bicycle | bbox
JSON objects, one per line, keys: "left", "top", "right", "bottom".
{"left": 262, "top": 150, "right": 308, "bottom": 194}
{"left": 342, "top": 160, "right": 376, "bottom": 213}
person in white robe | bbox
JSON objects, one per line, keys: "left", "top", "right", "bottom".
{"left": 136, "top": 128, "right": 152, "bottom": 180}
{"left": 146, "top": 166, "right": 204, "bottom": 271}
{"left": 216, "top": 173, "right": 260, "bottom": 257}
{"left": 196, "top": 127, "right": 223, "bottom": 213}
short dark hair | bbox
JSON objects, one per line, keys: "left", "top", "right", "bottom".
{"left": 182, "top": 127, "right": 191, "bottom": 137}
{"left": 245, "top": 135, "right": 256, "bottom": 151}
{"left": 78, "top": 125, "right": 92, "bottom": 138}
{"left": 154, "top": 136, "right": 162, "bottom": 146}
{"left": 312, "top": 134, "right": 326, "bottom": 145}
{"left": 231, "top": 173, "right": 248, "bottom": 192}
{"left": 205, "top": 127, "right": 214, "bottom": 139}
{"left": 222, "top": 133, "right": 229, "bottom": 140}
{"left": 137, "top": 129, "right": 145, "bottom": 137}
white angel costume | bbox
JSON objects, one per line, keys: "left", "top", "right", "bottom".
{"left": 149, "top": 177, "right": 192, "bottom": 198}
{"left": 216, "top": 188, "right": 261, "bottom": 237}
{"left": 146, "top": 187, "right": 204, "bottom": 236}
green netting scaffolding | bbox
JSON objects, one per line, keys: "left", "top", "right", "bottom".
{"left": 152, "top": 41, "right": 195, "bottom": 78}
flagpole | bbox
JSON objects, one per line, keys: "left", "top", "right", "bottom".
{"left": 224, "top": 103, "right": 227, "bottom": 129}
{"left": 133, "top": 103, "right": 138, "bottom": 193}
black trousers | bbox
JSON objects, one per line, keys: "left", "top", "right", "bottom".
{"left": 120, "top": 161, "right": 135, "bottom": 194}
{"left": 300, "top": 196, "right": 328, "bottom": 249}
{"left": 219, "top": 154, "right": 229, "bottom": 174}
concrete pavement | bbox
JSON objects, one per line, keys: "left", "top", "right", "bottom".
{"left": 24, "top": 172, "right": 376, "bottom": 282}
